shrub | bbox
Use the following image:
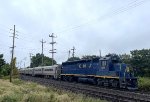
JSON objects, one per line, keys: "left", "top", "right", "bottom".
{"left": 138, "top": 77, "right": 150, "bottom": 91}
{"left": 1, "top": 94, "right": 22, "bottom": 102}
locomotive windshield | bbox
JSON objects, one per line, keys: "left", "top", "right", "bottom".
{"left": 126, "top": 65, "right": 133, "bottom": 72}
{"left": 126, "top": 65, "right": 134, "bottom": 77}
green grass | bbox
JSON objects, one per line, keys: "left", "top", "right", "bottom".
{"left": 138, "top": 77, "right": 150, "bottom": 91}
{"left": 0, "top": 79, "right": 106, "bottom": 102}
{"left": 1, "top": 75, "right": 19, "bottom": 80}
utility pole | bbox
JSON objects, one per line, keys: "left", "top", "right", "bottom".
{"left": 20, "top": 61, "right": 22, "bottom": 69}
{"left": 23, "top": 57, "right": 26, "bottom": 68}
{"left": 68, "top": 50, "right": 71, "bottom": 59}
{"left": 24, "top": 62, "right": 25, "bottom": 68}
{"left": 49, "top": 33, "right": 56, "bottom": 65}
{"left": 99, "top": 50, "right": 101, "bottom": 57}
{"left": 17, "top": 62, "right": 19, "bottom": 68}
{"left": 10, "top": 25, "right": 18, "bottom": 82}
{"left": 40, "top": 39, "right": 46, "bottom": 66}
{"left": 71, "top": 46, "right": 75, "bottom": 58}
{"left": 29, "top": 53, "right": 33, "bottom": 67}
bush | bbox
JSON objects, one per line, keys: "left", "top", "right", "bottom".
{"left": 1, "top": 95, "right": 17, "bottom": 102}
{"left": 138, "top": 77, "right": 150, "bottom": 91}
{"left": 1, "top": 94, "right": 22, "bottom": 102}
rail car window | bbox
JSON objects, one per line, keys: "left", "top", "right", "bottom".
{"left": 35, "top": 69, "right": 41, "bottom": 71}
{"left": 44, "top": 69, "right": 53, "bottom": 71}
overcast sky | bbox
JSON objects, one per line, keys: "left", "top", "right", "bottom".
{"left": 0, "top": 0, "right": 150, "bottom": 67}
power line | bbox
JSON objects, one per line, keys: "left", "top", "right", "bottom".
{"left": 40, "top": 39, "right": 46, "bottom": 66}
{"left": 49, "top": 33, "right": 56, "bottom": 65}
{"left": 55, "top": 0, "right": 148, "bottom": 34}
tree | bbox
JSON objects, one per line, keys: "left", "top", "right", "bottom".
{"left": 0, "top": 54, "right": 5, "bottom": 68}
{"left": 0, "top": 54, "right": 11, "bottom": 77}
{"left": 67, "top": 57, "right": 80, "bottom": 61}
{"left": 106, "top": 53, "right": 121, "bottom": 63}
{"left": 130, "top": 49, "right": 150, "bottom": 77}
{"left": 81, "top": 55, "right": 99, "bottom": 60}
{"left": 31, "top": 53, "right": 56, "bottom": 67}
{"left": 0, "top": 54, "right": 18, "bottom": 77}
{"left": 0, "top": 54, "right": 6, "bottom": 77}
{"left": 119, "top": 54, "right": 131, "bottom": 64}
{"left": 1, "top": 64, "right": 10, "bottom": 76}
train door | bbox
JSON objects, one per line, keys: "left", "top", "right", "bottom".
{"left": 98, "top": 59, "right": 108, "bottom": 76}
{"left": 42, "top": 68, "right": 44, "bottom": 75}
{"left": 54, "top": 67, "right": 56, "bottom": 79}
{"left": 32, "top": 69, "right": 34, "bottom": 76}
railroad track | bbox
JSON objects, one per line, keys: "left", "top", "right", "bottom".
{"left": 20, "top": 75, "right": 150, "bottom": 102}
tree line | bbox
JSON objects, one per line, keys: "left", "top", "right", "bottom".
{"left": 30, "top": 53, "right": 56, "bottom": 67}
{"left": 0, "top": 49, "right": 150, "bottom": 77}
{"left": 120, "top": 49, "right": 150, "bottom": 77}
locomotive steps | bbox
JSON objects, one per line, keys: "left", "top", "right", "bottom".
{"left": 20, "top": 75, "right": 150, "bottom": 102}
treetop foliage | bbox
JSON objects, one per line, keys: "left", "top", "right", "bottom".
{"left": 118, "top": 49, "right": 150, "bottom": 77}
{"left": 0, "top": 54, "right": 5, "bottom": 68}
{"left": 67, "top": 55, "right": 100, "bottom": 61}
{"left": 81, "top": 55, "right": 99, "bottom": 60}
{"left": 106, "top": 53, "right": 122, "bottom": 63}
{"left": 31, "top": 53, "right": 57, "bottom": 67}
{"left": 67, "top": 57, "right": 80, "bottom": 61}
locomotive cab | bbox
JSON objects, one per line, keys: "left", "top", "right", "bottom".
{"left": 123, "top": 65, "right": 138, "bottom": 90}
{"left": 101, "top": 55, "right": 138, "bottom": 90}
{"left": 114, "top": 63, "right": 138, "bottom": 90}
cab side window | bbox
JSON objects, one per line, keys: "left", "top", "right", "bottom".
{"left": 101, "top": 60, "right": 107, "bottom": 69}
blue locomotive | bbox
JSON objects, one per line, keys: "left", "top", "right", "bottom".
{"left": 61, "top": 56, "right": 138, "bottom": 90}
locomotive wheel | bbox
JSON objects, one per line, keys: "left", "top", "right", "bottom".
{"left": 104, "top": 79, "right": 109, "bottom": 87}
{"left": 62, "top": 76, "right": 68, "bottom": 81}
{"left": 112, "top": 80, "right": 119, "bottom": 88}
{"left": 68, "top": 76, "right": 73, "bottom": 82}
{"left": 93, "top": 78, "right": 97, "bottom": 85}
{"left": 97, "top": 79, "right": 103, "bottom": 86}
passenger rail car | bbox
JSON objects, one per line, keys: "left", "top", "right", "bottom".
{"left": 19, "top": 65, "right": 61, "bottom": 79}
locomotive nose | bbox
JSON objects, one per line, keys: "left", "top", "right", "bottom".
{"left": 126, "top": 78, "right": 138, "bottom": 90}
